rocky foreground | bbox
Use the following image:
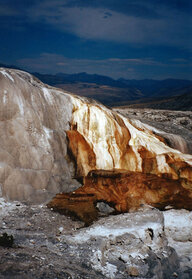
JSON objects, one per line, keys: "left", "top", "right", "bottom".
{"left": 0, "top": 197, "right": 192, "bottom": 279}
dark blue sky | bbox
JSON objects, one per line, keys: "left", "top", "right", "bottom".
{"left": 0, "top": 0, "right": 191, "bottom": 79}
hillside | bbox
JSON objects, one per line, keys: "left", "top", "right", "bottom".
{"left": 34, "top": 72, "right": 192, "bottom": 108}
{"left": 123, "top": 91, "right": 192, "bottom": 111}
{"left": 0, "top": 64, "right": 191, "bottom": 109}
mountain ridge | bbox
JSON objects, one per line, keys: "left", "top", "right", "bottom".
{"left": 0, "top": 63, "right": 191, "bottom": 109}
{"left": 33, "top": 72, "right": 192, "bottom": 108}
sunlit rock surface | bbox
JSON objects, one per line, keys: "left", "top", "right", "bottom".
{"left": 114, "top": 108, "right": 192, "bottom": 155}
{"left": 0, "top": 67, "right": 192, "bottom": 211}
{"left": 68, "top": 97, "right": 192, "bottom": 178}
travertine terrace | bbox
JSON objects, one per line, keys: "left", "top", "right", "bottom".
{"left": 0, "top": 68, "right": 192, "bottom": 218}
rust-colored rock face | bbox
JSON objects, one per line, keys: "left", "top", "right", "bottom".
{"left": 67, "top": 130, "right": 96, "bottom": 177}
{"left": 69, "top": 98, "right": 192, "bottom": 180}
{"left": 48, "top": 169, "right": 192, "bottom": 224}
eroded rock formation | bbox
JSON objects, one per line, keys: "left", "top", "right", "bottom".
{"left": 49, "top": 94, "right": 192, "bottom": 221}
{"left": 48, "top": 169, "right": 192, "bottom": 225}
{"left": 0, "top": 68, "right": 192, "bottom": 215}
{"left": 67, "top": 97, "right": 192, "bottom": 179}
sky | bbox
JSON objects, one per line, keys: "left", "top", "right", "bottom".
{"left": 0, "top": 0, "right": 191, "bottom": 79}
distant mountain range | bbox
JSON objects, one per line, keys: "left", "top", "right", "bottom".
{"left": 33, "top": 72, "right": 192, "bottom": 110}
{"left": 1, "top": 63, "right": 191, "bottom": 110}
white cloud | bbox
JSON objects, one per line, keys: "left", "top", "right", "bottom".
{"left": 27, "top": 3, "right": 190, "bottom": 46}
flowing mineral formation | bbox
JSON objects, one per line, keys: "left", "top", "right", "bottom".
{"left": 49, "top": 97, "right": 192, "bottom": 223}
{"left": 0, "top": 68, "right": 192, "bottom": 220}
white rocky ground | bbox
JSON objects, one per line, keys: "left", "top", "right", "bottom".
{"left": 0, "top": 198, "right": 192, "bottom": 279}
{"left": 163, "top": 209, "right": 192, "bottom": 276}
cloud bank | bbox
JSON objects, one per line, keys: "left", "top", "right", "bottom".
{"left": 27, "top": 2, "right": 191, "bottom": 47}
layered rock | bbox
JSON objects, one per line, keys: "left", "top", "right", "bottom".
{"left": 0, "top": 68, "right": 192, "bottom": 213}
